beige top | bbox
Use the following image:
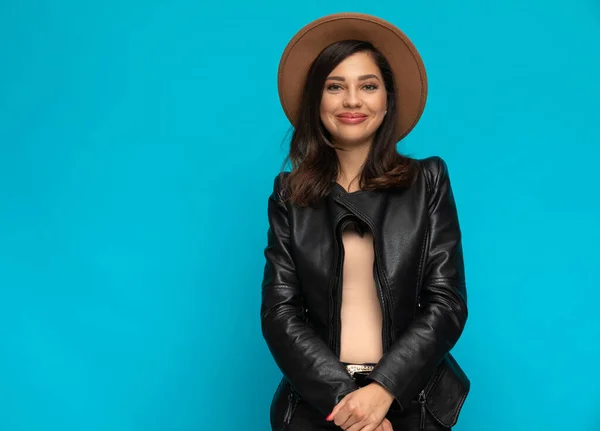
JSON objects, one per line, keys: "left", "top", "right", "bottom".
{"left": 338, "top": 222, "right": 384, "bottom": 364}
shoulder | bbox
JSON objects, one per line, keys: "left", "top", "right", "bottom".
{"left": 414, "top": 156, "right": 450, "bottom": 193}
{"left": 415, "top": 155, "right": 449, "bottom": 177}
{"left": 271, "top": 171, "right": 292, "bottom": 201}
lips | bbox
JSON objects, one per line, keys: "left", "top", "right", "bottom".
{"left": 337, "top": 113, "right": 367, "bottom": 118}
{"left": 336, "top": 113, "right": 368, "bottom": 124}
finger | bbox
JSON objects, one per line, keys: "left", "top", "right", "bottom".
{"left": 346, "top": 417, "right": 368, "bottom": 431}
{"left": 341, "top": 414, "right": 365, "bottom": 431}
{"left": 339, "top": 403, "right": 366, "bottom": 430}
{"left": 358, "top": 423, "right": 378, "bottom": 431}
{"left": 326, "top": 399, "right": 346, "bottom": 421}
{"left": 347, "top": 417, "right": 378, "bottom": 431}
{"left": 340, "top": 415, "right": 359, "bottom": 430}
{"left": 382, "top": 418, "right": 394, "bottom": 431}
{"left": 333, "top": 406, "right": 354, "bottom": 428}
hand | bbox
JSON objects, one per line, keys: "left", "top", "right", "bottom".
{"left": 375, "top": 418, "right": 394, "bottom": 431}
{"left": 326, "top": 382, "right": 395, "bottom": 431}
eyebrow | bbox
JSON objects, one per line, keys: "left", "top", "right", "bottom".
{"left": 326, "top": 74, "right": 381, "bottom": 82}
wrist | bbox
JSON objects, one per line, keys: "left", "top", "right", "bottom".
{"left": 370, "top": 382, "right": 395, "bottom": 403}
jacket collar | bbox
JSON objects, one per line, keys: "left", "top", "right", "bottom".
{"left": 327, "top": 183, "right": 389, "bottom": 234}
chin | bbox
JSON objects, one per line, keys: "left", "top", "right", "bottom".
{"left": 333, "top": 132, "right": 374, "bottom": 146}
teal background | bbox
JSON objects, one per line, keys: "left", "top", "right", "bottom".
{"left": 1, "top": 0, "right": 599, "bottom": 430}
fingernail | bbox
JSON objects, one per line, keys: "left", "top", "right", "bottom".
{"left": 325, "top": 414, "right": 333, "bottom": 421}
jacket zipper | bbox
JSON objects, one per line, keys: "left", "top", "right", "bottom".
{"left": 415, "top": 223, "right": 429, "bottom": 313}
{"left": 332, "top": 216, "right": 351, "bottom": 356}
{"left": 416, "top": 164, "right": 432, "bottom": 314}
{"left": 329, "top": 217, "right": 344, "bottom": 354}
{"left": 417, "top": 358, "right": 444, "bottom": 430}
{"left": 373, "top": 254, "right": 390, "bottom": 351}
{"left": 418, "top": 390, "right": 426, "bottom": 429}
{"left": 333, "top": 233, "right": 344, "bottom": 356}
{"left": 283, "top": 391, "right": 298, "bottom": 426}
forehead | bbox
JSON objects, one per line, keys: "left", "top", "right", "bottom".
{"left": 329, "top": 52, "right": 380, "bottom": 76}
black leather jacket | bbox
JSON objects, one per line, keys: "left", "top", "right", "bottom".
{"left": 261, "top": 156, "right": 470, "bottom": 430}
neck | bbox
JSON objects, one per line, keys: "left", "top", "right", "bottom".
{"left": 334, "top": 139, "right": 371, "bottom": 193}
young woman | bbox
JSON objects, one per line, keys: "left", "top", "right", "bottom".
{"left": 261, "top": 13, "right": 470, "bottom": 431}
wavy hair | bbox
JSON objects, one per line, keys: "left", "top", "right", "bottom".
{"left": 279, "top": 40, "right": 419, "bottom": 207}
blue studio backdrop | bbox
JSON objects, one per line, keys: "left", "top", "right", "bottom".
{"left": 1, "top": 1, "right": 599, "bottom": 430}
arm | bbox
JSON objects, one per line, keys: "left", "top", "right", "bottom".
{"left": 260, "top": 173, "right": 359, "bottom": 416}
{"left": 366, "top": 156, "right": 468, "bottom": 409}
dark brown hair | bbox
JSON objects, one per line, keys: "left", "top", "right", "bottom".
{"left": 279, "top": 40, "right": 419, "bottom": 207}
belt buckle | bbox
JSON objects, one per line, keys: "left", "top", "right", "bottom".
{"left": 345, "top": 364, "right": 375, "bottom": 377}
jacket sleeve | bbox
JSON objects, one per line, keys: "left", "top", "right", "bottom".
{"left": 260, "top": 173, "right": 359, "bottom": 416}
{"left": 366, "top": 156, "right": 468, "bottom": 409}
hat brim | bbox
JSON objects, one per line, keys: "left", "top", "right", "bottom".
{"left": 277, "top": 12, "right": 428, "bottom": 143}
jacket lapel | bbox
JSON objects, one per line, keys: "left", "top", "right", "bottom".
{"left": 327, "top": 183, "right": 389, "bottom": 236}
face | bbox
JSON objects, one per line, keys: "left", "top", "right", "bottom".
{"left": 320, "top": 51, "right": 387, "bottom": 148}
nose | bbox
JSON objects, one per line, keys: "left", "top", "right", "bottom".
{"left": 343, "top": 88, "right": 362, "bottom": 108}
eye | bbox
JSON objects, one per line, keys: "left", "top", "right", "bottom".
{"left": 363, "top": 84, "right": 379, "bottom": 91}
{"left": 326, "top": 83, "right": 342, "bottom": 91}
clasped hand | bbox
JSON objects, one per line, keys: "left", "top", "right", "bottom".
{"left": 325, "top": 382, "right": 395, "bottom": 431}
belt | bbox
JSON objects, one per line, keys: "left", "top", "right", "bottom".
{"left": 345, "top": 363, "right": 375, "bottom": 377}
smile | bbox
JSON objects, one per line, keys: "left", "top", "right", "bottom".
{"left": 336, "top": 115, "right": 368, "bottom": 124}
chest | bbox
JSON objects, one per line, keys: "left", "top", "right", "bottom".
{"left": 288, "top": 185, "right": 430, "bottom": 311}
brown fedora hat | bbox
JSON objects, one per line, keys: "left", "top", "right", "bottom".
{"left": 277, "top": 12, "right": 428, "bottom": 143}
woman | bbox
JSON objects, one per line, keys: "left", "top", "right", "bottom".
{"left": 261, "top": 13, "right": 470, "bottom": 431}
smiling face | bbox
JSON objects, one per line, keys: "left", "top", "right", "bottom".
{"left": 319, "top": 51, "right": 388, "bottom": 149}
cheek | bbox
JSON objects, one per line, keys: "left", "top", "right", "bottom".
{"left": 320, "top": 96, "right": 333, "bottom": 115}
{"left": 369, "top": 98, "right": 387, "bottom": 128}
{"left": 319, "top": 101, "right": 336, "bottom": 126}
{"left": 375, "top": 94, "right": 387, "bottom": 112}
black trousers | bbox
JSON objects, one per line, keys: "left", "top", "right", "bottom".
{"left": 288, "top": 372, "right": 451, "bottom": 431}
